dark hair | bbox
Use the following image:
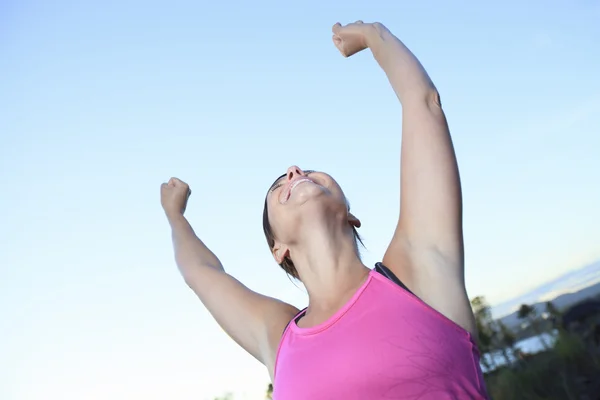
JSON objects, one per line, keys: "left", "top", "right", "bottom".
{"left": 262, "top": 180, "right": 364, "bottom": 280}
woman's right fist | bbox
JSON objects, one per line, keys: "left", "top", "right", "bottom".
{"left": 161, "top": 177, "right": 191, "bottom": 218}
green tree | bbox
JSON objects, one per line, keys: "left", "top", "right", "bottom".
{"left": 471, "top": 296, "right": 491, "bottom": 320}
{"left": 545, "top": 301, "right": 562, "bottom": 332}
{"left": 495, "top": 320, "right": 517, "bottom": 366}
{"left": 471, "top": 296, "right": 498, "bottom": 370}
{"left": 545, "top": 301, "right": 561, "bottom": 318}
{"left": 517, "top": 303, "right": 550, "bottom": 350}
{"left": 266, "top": 383, "right": 273, "bottom": 399}
{"left": 475, "top": 317, "right": 495, "bottom": 370}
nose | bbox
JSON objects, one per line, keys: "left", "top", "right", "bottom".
{"left": 286, "top": 165, "right": 304, "bottom": 181}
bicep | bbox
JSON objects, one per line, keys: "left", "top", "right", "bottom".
{"left": 383, "top": 93, "right": 471, "bottom": 331}
{"left": 184, "top": 267, "right": 299, "bottom": 365}
{"left": 385, "top": 92, "right": 463, "bottom": 274}
{"left": 397, "top": 93, "right": 463, "bottom": 257}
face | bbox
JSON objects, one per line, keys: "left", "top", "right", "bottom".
{"left": 265, "top": 166, "right": 359, "bottom": 263}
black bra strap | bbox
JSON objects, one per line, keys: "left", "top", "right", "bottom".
{"left": 294, "top": 308, "right": 308, "bottom": 323}
{"left": 374, "top": 262, "right": 414, "bottom": 295}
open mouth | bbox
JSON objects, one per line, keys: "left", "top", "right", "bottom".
{"left": 282, "top": 178, "right": 314, "bottom": 203}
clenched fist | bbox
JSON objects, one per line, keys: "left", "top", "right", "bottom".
{"left": 161, "top": 177, "right": 191, "bottom": 218}
{"left": 332, "top": 21, "right": 382, "bottom": 57}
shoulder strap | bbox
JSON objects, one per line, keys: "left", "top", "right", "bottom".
{"left": 281, "top": 307, "right": 307, "bottom": 336}
{"left": 374, "top": 262, "right": 414, "bottom": 295}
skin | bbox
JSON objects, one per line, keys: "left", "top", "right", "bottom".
{"left": 161, "top": 21, "right": 475, "bottom": 382}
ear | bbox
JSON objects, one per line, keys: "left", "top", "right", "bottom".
{"left": 348, "top": 212, "right": 361, "bottom": 228}
{"left": 272, "top": 242, "right": 290, "bottom": 264}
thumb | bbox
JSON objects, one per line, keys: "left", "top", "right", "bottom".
{"left": 332, "top": 22, "right": 342, "bottom": 34}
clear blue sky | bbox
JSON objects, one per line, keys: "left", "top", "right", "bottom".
{"left": 1, "top": 1, "right": 599, "bottom": 399}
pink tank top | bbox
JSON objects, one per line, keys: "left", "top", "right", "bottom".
{"left": 273, "top": 266, "right": 489, "bottom": 399}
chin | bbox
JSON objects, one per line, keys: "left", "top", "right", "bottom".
{"left": 298, "top": 192, "right": 347, "bottom": 214}
{"left": 290, "top": 183, "right": 329, "bottom": 203}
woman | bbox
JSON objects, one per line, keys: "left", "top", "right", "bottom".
{"left": 161, "top": 21, "right": 489, "bottom": 399}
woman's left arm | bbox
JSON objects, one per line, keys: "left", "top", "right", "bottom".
{"left": 334, "top": 22, "right": 474, "bottom": 333}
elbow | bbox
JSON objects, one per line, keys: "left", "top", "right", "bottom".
{"left": 180, "top": 268, "right": 199, "bottom": 290}
{"left": 182, "top": 271, "right": 197, "bottom": 288}
{"left": 427, "top": 89, "right": 442, "bottom": 108}
{"left": 419, "top": 88, "right": 444, "bottom": 114}
{"left": 179, "top": 262, "right": 224, "bottom": 289}
{"left": 420, "top": 88, "right": 442, "bottom": 111}
{"left": 403, "top": 87, "right": 442, "bottom": 111}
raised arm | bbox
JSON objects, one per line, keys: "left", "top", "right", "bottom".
{"left": 160, "top": 178, "right": 299, "bottom": 375}
{"left": 333, "top": 22, "right": 474, "bottom": 333}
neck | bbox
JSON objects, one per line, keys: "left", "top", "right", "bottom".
{"left": 290, "top": 214, "right": 369, "bottom": 312}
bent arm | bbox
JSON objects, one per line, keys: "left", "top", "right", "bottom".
{"left": 168, "top": 214, "right": 299, "bottom": 368}
{"left": 366, "top": 24, "right": 473, "bottom": 333}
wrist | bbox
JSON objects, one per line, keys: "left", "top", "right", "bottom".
{"left": 364, "top": 22, "right": 386, "bottom": 47}
{"left": 167, "top": 211, "right": 186, "bottom": 226}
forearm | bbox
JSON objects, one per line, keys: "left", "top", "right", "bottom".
{"left": 168, "top": 214, "right": 224, "bottom": 278}
{"left": 367, "top": 24, "right": 437, "bottom": 104}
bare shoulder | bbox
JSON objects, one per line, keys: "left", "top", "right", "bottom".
{"left": 263, "top": 301, "right": 300, "bottom": 379}
{"left": 185, "top": 267, "right": 300, "bottom": 367}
